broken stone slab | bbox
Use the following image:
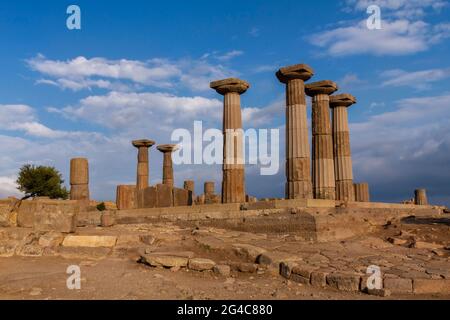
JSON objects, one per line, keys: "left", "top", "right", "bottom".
{"left": 232, "top": 243, "right": 267, "bottom": 263}
{"left": 188, "top": 258, "right": 216, "bottom": 271}
{"left": 57, "top": 246, "right": 112, "bottom": 260}
{"left": 62, "top": 235, "right": 117, "bottom": 248}
{"left": 229, "top": 262, "right": 258, "bottom": 273}
{"left": 413, "top": 279, "right": 450, "bottom": 294}
{"left": 214, "top": 265, "right": 231, "bottom": 277}
{"left": 412, "top": 241, "right": 444, "bottom": 250}
{"left": 326, "top": 272, "right": 362, "bottom": 292}
{"left": 388, "top": 237, "right": 408, "bottom": 246}
{"left": 141, "top": 254, "right": 188, "bottom": 268}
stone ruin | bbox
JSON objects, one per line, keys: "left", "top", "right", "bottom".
{"left": 1, "top": 62, "right": 449, "bottom": 298}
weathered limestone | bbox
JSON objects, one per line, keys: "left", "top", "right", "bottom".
{"left": 132, "top": 139, "right": 155, "bottom": 190}
{"left": 354, "top": 183, "right": 370, "bottom": 202}
{"left": 210, "top": 78, "right": 249, "bottom": 204}
{"left": 116, "top": 185, "right": 137, "bottom": 210}
{"left": 276, "top": 64, "right": 314, "bottom": 200}
{"left": 306, "top": 81, "right": 338, "bottom": 200}
{"left": 157, "top": 144, "right": 179, "bottom": 187}
{"left": 330, "top": 94, "right": 357, "bottom": 201}
{"left": 204, "top": 181, "right": 220, "bottom": 204}
{"left": 70, "top": 158, "right": 90, "bottom": 202}
{"left": 184, "top": 180, "right": 195, "bottom": 205}
{"left": 415, "top": 189, "right": 428, "bottom": 205}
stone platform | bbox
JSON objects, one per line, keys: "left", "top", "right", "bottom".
{"left": 84, "top": 199, "right": 443, "bottom": 243}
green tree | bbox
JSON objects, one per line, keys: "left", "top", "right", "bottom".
{"left": 16, "top": 164, "right": 69, "bottom": 200}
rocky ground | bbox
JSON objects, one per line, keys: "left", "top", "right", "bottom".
{"left": 1, "top": 213, "right": 450, "bottom": 300}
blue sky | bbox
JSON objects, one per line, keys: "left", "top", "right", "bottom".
{"left": 0, "top": 0, "right": 449, "bottom": 205}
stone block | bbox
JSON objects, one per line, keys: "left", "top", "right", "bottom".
{"left": 17, "top": 200, "right": 37, "bottom": 228}
{"left": 63, "top": 235, "right": 117, "bottom": 248}
{"left": 156, "top": 184, "right": 173, "bottom": 208}
{"left": 327, "top": 273, "right": 361, "bottom": 292}
{"left": 116, "top": 185, "right": 137, "bottom": 210}
{"left": 141, "top": 254, "right": 188, "bottom": 268}
{"left": 188, "top": 258, "right": 216, "bottom": 271}
{"left": 38, "top": 232, "right": 64, "bottom": 247}
{"left": 33, "top": 203, "right": 78, "bottom": 233}
{"left": 413, "top": 279, "right": 450, "bottom": 294}
{"left": 100, "top": 212, "right": 116, "bottom": 227}
{"left": 233, "top": 243, "right": 266, "bottom": 263}
{"left": 279, "top": 261, "right": 298, "bottom": 279}
{"left": 383, "top": 277, "right": 413, "bottom": 294}
{"left": 173, "top": 188, "right": 189, "bottom": 207}
{"left": 311, "top": 270, "right": 329, "bottom": 287}
{"left": 142, "top": 186, "right": 157, "bottom": 208}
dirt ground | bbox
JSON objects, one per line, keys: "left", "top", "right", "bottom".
{"left": 1, "top": 214, "right": 450, "bottom": 300}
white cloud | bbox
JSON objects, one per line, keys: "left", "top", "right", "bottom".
{"left": 28, "top": 54, "right": 240, "bottom": 92}
{"left": 381, "top": 67, "right": 450, "bottom": 89}
{"left": 311, "top": 0, "right": 449, "bottom": 57}
{"left": 344, "top": 0, "right": 448, "bottom": 18}
{"left": 0, "top": 176, "right": 22, "bottom": 199}
{"left": 310, "top": 19, "right": 440, "bottom": 56}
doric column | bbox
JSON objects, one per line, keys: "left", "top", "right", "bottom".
{"left": 204, "top": 181, "right": 215, "bottom": 196}
{"left": 70, "top": 158, "right": 90, "bottom": 201}
{"left": 305, "top": 80, "right": 338, "bottom": 200}
{"left": 157, "top": 144, "right": 179, "bottom": 188}
{"left": 210, "top": 78, "right": 250, "bottom": 204}
{"left": 330, "top": 94, "right": 357, "bottom": 201}
{"left": 354, "top": 183, "right": 370, "bottom": 202}
{"left": 132, "top": 139, "right": 155, "bottom": 190}
{"left": 276, "top": 64, "right": 314, "bottom": 199}
{"left": 414, "top": 189, "right": 428, "bottom": 205}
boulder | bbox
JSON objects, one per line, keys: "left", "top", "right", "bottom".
{"left": 141, "top": 254, "right": 188, "bottom": 268}
{"left": 188, "top": 258, "right": 216, "bottom": 271}
{"left": 213, "top": 265, "right": 231, "bottom": 277}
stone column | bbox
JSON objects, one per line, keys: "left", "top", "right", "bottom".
{"left": 204, "top": 181, "right": 215, "bottom": 196}
{"left": 276, "top": 64, "right": 314, "bottom": 199}
{"left": 184, "top": 180, "right": 195, "bottom": 206}
{"left": 210, "top": 78, "right": 250, "bottom": 204}
{"left": 157, "top": 144, "right": 179, "bottom": 188}
{"left": 70, "top": 158, "right": 90, "bottom": 201}
{"left": 132, "top": 139, "right": 155, "bottom": 190}
{"left": 415, "top": 189, "right": 428, "bottom": 205}
{"left": 305, "top": 81, "right": 338, "bottom": 200}
{"left": 330, "top": 94, "right": 357, "bottom": 202}
{"left": 354, "top": 183, "right": 370, "bottom": 202}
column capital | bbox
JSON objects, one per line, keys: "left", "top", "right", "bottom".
{"left": 276, "top": 63, "right": 314, "bottom": 83}
{"left": 132, "top": 139, "right": 155, "bottom": 148}
{"left": 305, "top": 80, "right": 338, "bottom": 97}
{"left": 330, "top": 94, "right": 357, "bottom": 108}
{"left": 210, "top": 78, "right": 250, "bottom": 95}
{"left": 157, "top": 144, "right": 179, "bottom": 153}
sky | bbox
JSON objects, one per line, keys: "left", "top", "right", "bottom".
{"left": 0, "top": 0, "right": 449, "bottom": 205}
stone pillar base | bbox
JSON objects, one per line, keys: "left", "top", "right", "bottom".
{"left": 336, "top": 180, "right": 355, "bottom": 202}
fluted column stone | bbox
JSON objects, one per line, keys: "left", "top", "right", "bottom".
{"left": 276, "top": 64, "right": 314, "bottom": 199}
{"left": 210, "top": 78, "right": 249, "bottom": 204}
{"left": 330, "top": 94, "right": 357, "bottom": 201}
{"left": 132, "top": 139, "right": 155, "bottom": 190}
{"left": 157, "top": 144, "right": 179, "bottom": 188}
{"left": 306, "top": 80, "right": 338, "bottom": 200}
